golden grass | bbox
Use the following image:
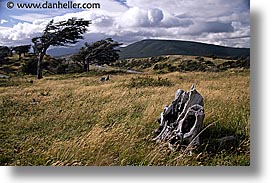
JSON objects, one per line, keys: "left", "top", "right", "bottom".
{"left": 0, "top": 70, "right": 250, "bottom": 166}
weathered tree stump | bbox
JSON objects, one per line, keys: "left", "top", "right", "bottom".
{"left": 100, "top": 75, "right": 110, "bottom": 81}
{"left": 153, "top": 85, "right": 205, "bottom": 149}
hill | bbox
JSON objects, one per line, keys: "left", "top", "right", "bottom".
{"left": 119, "top": 39, "right": 250, "bottom": 59}
{"left": 47, "top": 47, "right": 80, "bottom": 58}
{"left": 47, "top": 39, "right": 250, "bottom": 59}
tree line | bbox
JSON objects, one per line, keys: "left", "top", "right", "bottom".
{"left": 0, "top": 45, "right": 31, "bottom": 65}
{"left": 1, "top": 18, "right": 121, "bottom": 79}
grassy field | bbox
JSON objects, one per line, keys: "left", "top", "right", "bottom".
{"left": 0, "top": 70, "right": 250, "bottom": 166}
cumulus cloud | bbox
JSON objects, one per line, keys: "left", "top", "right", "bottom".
{"left": 118, "top": 7, "right": 164, "bottom": 27}
{"left": 0, "top": 21, "right": 46, "bottom": 46}
{"left": 161, "top": 15, "right": 193, "bottom": 28}
{"left": 148, "top": 8, "right": 164, "bottom": 25}
{"left": 0, "top": 0, "right": 250, "bottom": 48}
{"left": 119, "top": 7, "right": 149, "bottom": 27}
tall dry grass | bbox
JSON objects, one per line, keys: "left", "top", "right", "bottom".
{"left": 0, "top": 70, "right": 249, "bottom": 166}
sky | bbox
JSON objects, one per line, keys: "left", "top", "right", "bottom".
{"left": 0, "top": 0, "right": 250, "bottom": 48}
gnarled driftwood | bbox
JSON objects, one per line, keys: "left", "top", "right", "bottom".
{"left": 154, "top": 85, "right": 205, "bottom": 149}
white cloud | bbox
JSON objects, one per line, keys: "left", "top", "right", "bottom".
{"left": 0, "top": 0, "right": 250, "bottom": 48}
{"left": 147, "top": 8, "right": 163, "bottom": 25}
{"left": 0, "top": 19, "right": 8, "bottom": 24}
{"left": 0, "top": 26, "right": 10, "bottom": 30}
{"left": 0, "top": 21, "right": 47, "bottom": 46}
{"left": 118, "top": 7, "right": 164, "bottom": 27}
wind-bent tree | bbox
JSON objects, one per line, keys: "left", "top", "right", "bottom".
{"left": 71, "top": 38, "right": 121, "bottom": 72}
{"left": 0, "top": 46, "right": 11, "bottom": 66}
{"left": 32, "top": 18, "right": 91, "bottom": 79}
{"left": 71, "top": 47, "right": 88, "bottom": 71}
{"left": 85, "top": 38, "right": 121, "bottom": 67}
{"left": 13, "top": 45, "right": 31, "bottom": 60}
{"left": 0, "top": 46, "right": 11, "bottom": 56}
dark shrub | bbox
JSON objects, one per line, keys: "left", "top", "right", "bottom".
{"left": 153, "top": 63, "right": 168, "bottom": 70}
{"left": 128, "top": 76, "right": 173, "bottom": 88}
{"left": 21, "top": 57, "right": 38, "bottom": 75}
{"left": 196, "top": 56, "right": 204, "bottom": 62}
{"left": 179, "top": 60, "right": 206, "bottom": 72}
{"left": 235, "top": 57, "right": 250, "bottom": 69}
{"left": 66, "top": 63, "right": 83, "bottom": 73}
{"left": 56, "top": 63, "right": 68, "bottom": 74}
{"left": 167, "top": 64, "right": 177, "bottom": 72}
{"left": 204, "top": 60, "right": 215, "bottom": 67}
{"left": 217, "top": 61, "right": 235, "bottom": 70}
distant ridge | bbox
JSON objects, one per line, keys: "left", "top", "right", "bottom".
{"left": 47, "top": 47, "right": 80, "bottom": 58}
{"left": 48, "top": 39, "right": 250, "bottom": 59}
{"left": 119, "top": 39, "right": 250, "bottom": 59}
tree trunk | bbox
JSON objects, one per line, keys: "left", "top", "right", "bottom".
{"left": 86, "top": 60, "right": 89, "bottom": 72}
{"left": 37, "top": 51, "right": 45, "bottom": 79}
{"left": 83, "top": 61, "right": 87, "bottom": 72}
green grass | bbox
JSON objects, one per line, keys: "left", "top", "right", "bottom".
{"left": 127, "top": 76, "right": 174, "bottom": 88}
{"left": 0, "top": 70, "right": 250, "bottom": 166}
